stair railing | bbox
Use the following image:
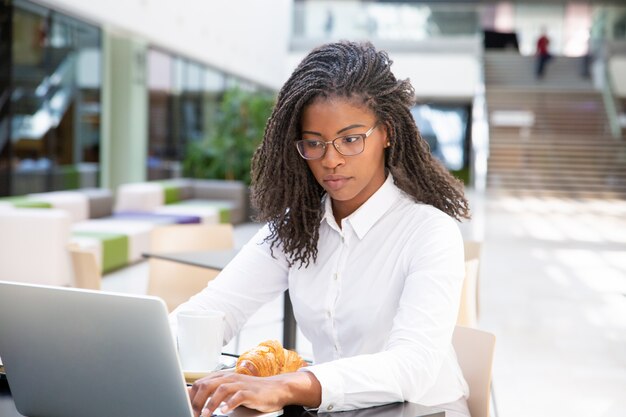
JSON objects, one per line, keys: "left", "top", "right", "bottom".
{"left": 597, "top": 44, "right": 622, "bottom": 139}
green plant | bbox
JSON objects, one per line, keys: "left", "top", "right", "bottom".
{"left": 183, "top": 87, "right": 275, "bottom": 185}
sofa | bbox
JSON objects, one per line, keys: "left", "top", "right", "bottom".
{"left": 115, "top": 178, "right": 248, "bottom": 224}
{"left": 0, "top": 208, "right": 73, "bottom": 286}
{"left": 0, "top": 178, "right": 248, "bottom": 284}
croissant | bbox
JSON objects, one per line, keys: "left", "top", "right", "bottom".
{"left": 235, "top": 340, "right": 307, "bottom": 377}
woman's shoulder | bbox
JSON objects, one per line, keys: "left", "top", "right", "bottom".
{"left": 390, "top": 197, "right": 463, "bottom": 243}
{"left": 396, "top": 195, "right": 459, "bottom": 225}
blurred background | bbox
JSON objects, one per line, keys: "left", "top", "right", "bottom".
{"left": 1, "top": 1, "right": 625, "bottom": 417}
{"left": 3, "top": 0, "right": 625, "bottom": 195}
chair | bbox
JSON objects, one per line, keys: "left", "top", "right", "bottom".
{"left": 463, "top": 240, "right": 482, "bottom": 320}
{"left": 0, "top": 208, "right": 72, "bottom": 286}
{"left": 452, "top": 326, "right": 496, "bottom": 417}
{"left": 457, "top": 258, "right": 480, "bottom": 327}
{"left": 463, "top": 240, "right": 482, "bottom": 263}
{"left": 68, "top": 247, "right": 102, "bottom": 290}
{"left": 458, "top": 240, "right": 482, "bottom": 327}
{"left": 147, "top": 224, "right": 234, "bottom": 312}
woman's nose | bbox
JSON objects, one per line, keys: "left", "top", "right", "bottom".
{"left": 321, "top": 144, "right": 345, "bottom": 168}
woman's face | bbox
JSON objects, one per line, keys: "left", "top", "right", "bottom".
{"left": 300, "top": 97, "right": 388, "bottom": 220}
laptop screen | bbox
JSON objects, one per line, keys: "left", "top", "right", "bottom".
{"left": 0, "top": 281, "right": 197, "bottom": 417}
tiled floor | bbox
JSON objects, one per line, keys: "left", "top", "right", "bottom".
{"left": 102, "top": 189, "right": 626, "bottom": 417}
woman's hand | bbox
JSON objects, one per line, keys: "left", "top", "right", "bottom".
{"left": 188, "top": 370, "right": 321, "bottom": 417}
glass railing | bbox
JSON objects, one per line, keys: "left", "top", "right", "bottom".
{"left": 596, "top": 43, "right": 623, "bottom": 139}
{"left": 291, "top": 1, "right": 480, "bottom": 48}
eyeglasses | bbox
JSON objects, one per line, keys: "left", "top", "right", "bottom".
{"left": 295, "top": 124, "right": 378, "bottom": 160}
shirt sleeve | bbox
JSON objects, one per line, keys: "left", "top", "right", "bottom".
{"left": 303, "top": 214, "right": 465, "bottom": 412}
{"left": 169, "top": 224, "right": 290, "bottom": 345}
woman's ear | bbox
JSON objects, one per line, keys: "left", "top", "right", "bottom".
{"left": 382, "top": 122, "right": 392, "bottom": 148}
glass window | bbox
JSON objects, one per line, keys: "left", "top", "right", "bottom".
{"left": 7, "top": 0, "right": 102, "bottom": 195}
{"left": 147, "top": 48, "right": 174, "bottom": 180}
{"left": 147, "top": 49, "right": 235, "bottom": 181}
{"left": 0, "top": 1, "right": 11, "bottom": 196}
{"left": 411, "top": 103, "right": 471, "bottom": 182}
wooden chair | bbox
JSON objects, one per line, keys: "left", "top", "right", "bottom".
{"left": 68, "top": 247, "right": 101, "bottom": 290}
{"left": 452, "top": 326, "right": 496, "bottom": 417}
{"left": 463, "top": 240, "right": 482, "bottom": 320}
{"left": 463, "top": 240, "right": 482, "bottom": 263}
{"left": 147, "top": 224, "right": 234, "bottom": 312}
{"left": 457, "top": 258, "right": 480, "bottom": 327}
{"left": 459, "top": 241, "right": 500, "bottom": 417}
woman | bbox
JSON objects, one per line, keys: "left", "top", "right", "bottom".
{"left": 172, "top": 41, "right": 471, "bottom": 417}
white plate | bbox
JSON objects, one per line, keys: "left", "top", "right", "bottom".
{"left": 183, "top": 355, "right": 236, "bottom": 383}
{"left": 183, "top": 369, "right": 212, "bottom": 383}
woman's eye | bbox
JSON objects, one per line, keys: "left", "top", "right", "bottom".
{"left": 305, "top": 140, "right": 323, "bottom": 149}
{"left": 343, "top": 135, "right": 361, "bottom": 144}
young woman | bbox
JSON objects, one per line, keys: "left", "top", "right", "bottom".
{"left": 172, "top": 41, "right": 471, "bottom": 417}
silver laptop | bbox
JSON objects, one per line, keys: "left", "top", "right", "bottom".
{"left": 0, "top": 281, "right": 282, "bottom": 417}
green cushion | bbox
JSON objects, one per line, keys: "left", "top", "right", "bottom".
{"left": 72, "top": 232, "right": 129, "bottom": 273}
{"left": 177, "top": 200, "right": 231, "bottom": 223}
{"left": 158, "top": 182, "right": 182, "bottom": 204}
{"left": 0, "top": 197, "right": 52, "bottom": 208}
{"left": 218, "top": 207, "right": 230, "bottom": 223}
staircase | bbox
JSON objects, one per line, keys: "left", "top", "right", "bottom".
{"left": 484, "top": 52, "right": 626, "bottom": 199}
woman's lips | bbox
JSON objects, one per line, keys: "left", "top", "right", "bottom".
{"left": 323, "top": 175, "right": 350, "bottom": 191}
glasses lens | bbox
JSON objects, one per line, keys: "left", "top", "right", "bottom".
{"left": 297, "top": 140, "right": 325, "bottom": 159}
{"left": 335, "top": 135, "right": 364, "bottom": 156}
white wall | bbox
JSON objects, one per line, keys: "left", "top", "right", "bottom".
{"left": 389, "top": 53, "right": 480, "bottom": 99}
{"left": 287, "top": 50, "right": 480, "bottom": 100}
{"left": 35, "top": 0, "right": 293, "bottom": 89}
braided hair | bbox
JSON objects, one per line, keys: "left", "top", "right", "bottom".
{"left": 251, "top": 41, "right": 470, "bottom": 268}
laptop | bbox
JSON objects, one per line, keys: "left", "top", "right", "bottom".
{"left": 0, "top": 281, "right": 282, "bottom": 417}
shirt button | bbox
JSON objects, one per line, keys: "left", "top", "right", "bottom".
{"left": 327, "top": 405, "right": 334, "bottom": 411}
{"left": 326, "top": 311, "right": 332, "bottom": 318}
{"left": 333, "top": 273, "right": 338, "bottom": 281}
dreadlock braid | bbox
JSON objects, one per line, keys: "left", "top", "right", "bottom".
{"left": 251, "top": 41, "right": 469, "bottom": 268}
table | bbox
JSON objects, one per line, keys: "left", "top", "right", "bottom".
{"left": 0, "top": 378, "right": 444, "bottom": 417}
{"left": 143, "top": 249, "right": 298, "bottom": 350}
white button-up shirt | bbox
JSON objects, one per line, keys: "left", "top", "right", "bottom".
{"left": 171, "top": 175, "right": 468, "bottom": 411}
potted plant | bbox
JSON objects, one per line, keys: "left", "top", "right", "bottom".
{"left": 183, "top": 86, "right": 275, "bottom": 218}
{"left": 183, "top": 87, "right": 275, "bottom": 184}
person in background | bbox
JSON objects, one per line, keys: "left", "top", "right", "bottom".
{"left": 535, "top": 28, "right": 552, "bottom": 79}
{"left": 171, "top": 41, "right": 471, "bottom": 417}
{"left": 324, "top": 9, "right": 334, "bottom": 37}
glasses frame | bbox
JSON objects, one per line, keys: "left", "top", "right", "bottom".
{"left": 295, "top": 123, "right": 378, "bottom": 160}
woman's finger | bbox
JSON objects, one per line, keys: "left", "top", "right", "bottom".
{"left": 203, "top": 382, "right": 243, "bottom": 416}
{"left": 190, "top": 377, "right": 223, "bottom": 417}
{"left": 220, "top": 390, "right": 247, "bottom": 414}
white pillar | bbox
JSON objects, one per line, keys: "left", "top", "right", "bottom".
{"left": 101, "top": 29, "right": 148, "bottom": 190}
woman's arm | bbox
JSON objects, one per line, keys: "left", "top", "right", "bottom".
{"left": 169, "top": 224, "right": 290, "bottom": 345}
{"left": 189, "top": 371, "right": 321, "bottom": 417}
{"left": 304, "top": 216, "right": 466, "bottom": 411}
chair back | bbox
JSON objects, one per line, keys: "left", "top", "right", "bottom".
{"left": 459, "top": 240, "right": 482, "bottom": 326}
{"left": 457, "top": 258, "right": 479, "bottom": 327}
{"left": 147, "top": 224, "right": 234, "bottom": 312}
{"left": 463, "top": 240, "right": 482, "bottom": 262}
{"left": 452, "top": 325, "right": 496, "bottom": 417}
{"left": 69, "top": 247, "right": 101, "bottom": 290}
{"left": 149, "top": 223, "right": 234, "bottom": 252}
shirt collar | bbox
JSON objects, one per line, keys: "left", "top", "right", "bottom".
{"left": 321, "top": 174, "right": 404, "bottom": 240}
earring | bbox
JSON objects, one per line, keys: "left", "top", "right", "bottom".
{"left": 385, "top": 141, "right": 391, "bottom": 148}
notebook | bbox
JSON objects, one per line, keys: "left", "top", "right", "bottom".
{"left": 0, "top": 281, "right": 282, "bottom": 417}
